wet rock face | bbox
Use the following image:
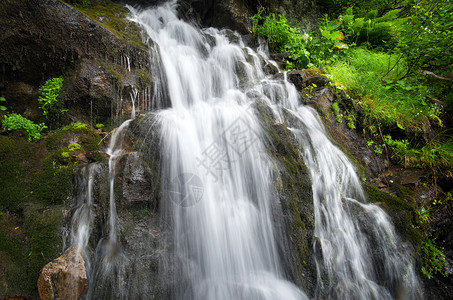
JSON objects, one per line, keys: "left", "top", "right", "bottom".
{"left": 65, "top": 59, "right": 115, "bottom": 124}
{"left": 256, "top": 101, "right": 317, "bottom": 295}
{"left": 37, "top": 247, "right": 88, "bottom": 300}
{"left": 0, "top": 0, "right": 152, "bottom": 123}
{"left": 62, "top": 122, "right": 164, "bottom": 298}
{"left": 177, "top": 0, "right": 253, "bottom": 34}
{"left": 0, "top": 0, "right": 149, "bottom": 85}
{"left": 122, "top": 152, "right": 155, "bottom": 207}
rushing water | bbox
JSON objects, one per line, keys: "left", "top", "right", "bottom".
{"left": 129, "top": 1, "right": 422, "bottom": 299}
{"left": 131, "top": 2, "right": 308, "bottom": 300}
{"left": 66, "top": 0, "right": 421, "bottom": 298}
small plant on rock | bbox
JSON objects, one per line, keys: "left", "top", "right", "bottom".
{"left": 38, "top": 77, "right": 66, "bottom": 125}
{"left": 1, "top": 113, "right": 47, "bottom": 141}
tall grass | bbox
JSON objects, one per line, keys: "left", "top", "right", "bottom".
{"left": 327, "top": 48, "right": 436, "bottom": 130}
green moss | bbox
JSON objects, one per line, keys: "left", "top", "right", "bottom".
{"left": 0, "top": 122, "right": 100, "bottom": 295}
{"left": 106, "top": 63, "right": 124, "bottom": 85}
{"left": 64, "top": 0, "right": 147, "bottom": 49}
{"left": 32, "top": 158, "right": 74, "bottom": 206}
{"left": 44, "top": 122, "right": 101, "bottom": 151}
{"left": 0, "top": 213, "right": 30, "bottom": 295}
{"left": 0, "top": 136, "right": 42, "bottom": 212}
{"left": 137, "top": 70, "right": 152, "bottom": 89}
{"left": 0, "top": 205, "right": 63, "bottom": 296}
{"left": 24, "top": 205, "right": 63, "bottom": 292}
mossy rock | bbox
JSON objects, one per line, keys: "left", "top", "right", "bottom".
{"left": 44, "top": 122, "right": 101, "bottom": 151}
{"left": 0, "top": 122, "right": 102, "bottom": 295}
{"left": 65, "top": 0, "right": 147, "bottom": 49}
{"left": 24, "top": 205, "right": 63, "bottom": 295}
{"left": 0, "top": 211, "right": 30, "bottom": 295}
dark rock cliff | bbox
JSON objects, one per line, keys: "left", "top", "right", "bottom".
{"left": 0, "top": 0, "right": 152, "bottom": 125}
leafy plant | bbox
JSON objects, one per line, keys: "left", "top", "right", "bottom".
{"left": 38, "top": 77, "right": 65, "bottom": 124}
{"left": 421, "top": 238, "right": 449, "bottom": 279}
{"left": 418, "top": 206, "right": 430, "bottom": 224}
{"left": 331, "top": 102, "right": 343, "bottom": 123}
{"left": 1, "top": 113, "right": 47, "bottom": 141}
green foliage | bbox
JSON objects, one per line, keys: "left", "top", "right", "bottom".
{"left": 384, "top": 135, "right": 453, "bottom": 170}
{"left": 417, "top": 206, "right": 429, "bottom": 223}
{"left": 252, "top": 11, "right": 312, "bottom": 69}
{"left": 0, "top": 96, "right": 7, "bottom": 111}
{"left": 1, "top": 113, "right": 47, "bottom": 141}
{"left": 395, "top": 0, "right": 453, "bottom": 77}
{"left": 331, "top": 102, "right": 343, "bottom": 123}
{"left": 421, "top": 238, "right": 449, "bottom": 279}
{"left": 38, "top": 77, "right": 65, "bottom": 124}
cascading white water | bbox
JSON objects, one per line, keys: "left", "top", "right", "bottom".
{"left": 81, "top": 119, "right": 132, "bottom": 300}
{"left": 131, "top": 2, "right": 307, "bottom": 300}
{"left": 71, "top": 163, "right": 101, "bottom": 256}
{"left": 130, "top": 1, "right": 421, "bottom": 299}
{"left": 106, "top": 119, "right": 132, "bottom": 245}
{"left": 286, "top": 104, "right": 421, "bottom": 299}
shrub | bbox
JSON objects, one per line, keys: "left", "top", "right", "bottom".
{"left": 38, "top": 77, "right": 65, "bottom": 124}
{"left": 1, "top": 113, "right": 47, "bottom": 141}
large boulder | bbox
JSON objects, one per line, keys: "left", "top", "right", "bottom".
{"left": 37, "top": 247, "right": 88, "bottom": 300}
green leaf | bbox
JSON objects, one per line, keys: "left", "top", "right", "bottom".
{"left": 396, "top": 122, "right": 405, "bottom": 130}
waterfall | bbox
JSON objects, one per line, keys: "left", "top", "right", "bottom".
{"left": 61, "top": 0, "right": 422, "bottom": 298}
{"left": 68, "top": 120, "right": 131, "bottom": 300}
{"left": 131, "top": 2, "right": 307, "bottom": 300}
{"left": 70, "top": 163, "right": 102, "bottom": 258}
{"left": 106, "top": 120, "right": 132, "bottom": 244}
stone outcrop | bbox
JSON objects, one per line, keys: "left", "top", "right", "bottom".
{"left": 37, "top": 247, "right": 88, "bottom": 300}
{"left": 0, "top": 0, "right": 148, "bottom": 85}
{"left": 0, "top": 0, "right": 152, "bottom": 124}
